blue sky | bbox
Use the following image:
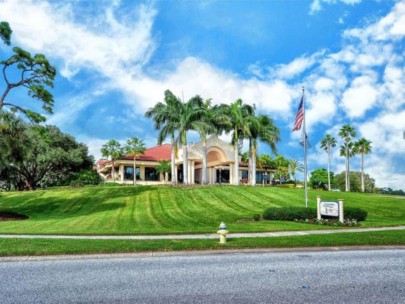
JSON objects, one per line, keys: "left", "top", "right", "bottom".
{"left": 1, "top": 0, "right": 404, "bottom": 189}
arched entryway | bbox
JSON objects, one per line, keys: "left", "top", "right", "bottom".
{"left": 207, "top": 147, "right": 231, "bottom": 184}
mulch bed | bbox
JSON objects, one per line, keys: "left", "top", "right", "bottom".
{"left": 0, "top": 211, "right": 28, "bottom": 221}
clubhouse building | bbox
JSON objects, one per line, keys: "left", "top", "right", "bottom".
{"left": 97, "top": 136, "right": 274, "bottom": 185}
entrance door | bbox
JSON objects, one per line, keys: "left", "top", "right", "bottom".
{"left": 216, "top": 169, "right": 230, "bottom": 184}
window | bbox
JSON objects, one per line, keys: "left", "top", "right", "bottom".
{"left": 145, "top": 167, "right": 160, "bottom": 181}
{"left": 124, "top": 166, "right": 140, "bottom": 180}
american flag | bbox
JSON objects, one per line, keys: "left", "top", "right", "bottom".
{"left": 292, "top": 96, "right": 304, "bottom": 131}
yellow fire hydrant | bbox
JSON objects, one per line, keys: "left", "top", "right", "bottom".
{"left": 217, "top": 222, "right": 228, "bottom": 244}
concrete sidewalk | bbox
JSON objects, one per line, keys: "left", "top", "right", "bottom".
{"left": 0, "top": 226, "right": 404, "bottom": 240}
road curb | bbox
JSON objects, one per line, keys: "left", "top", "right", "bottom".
{"left": 1, "top": 245, "right": 405, "bottom": 262}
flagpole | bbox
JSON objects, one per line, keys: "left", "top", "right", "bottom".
{"left": 302, "top": 87, "right": 308, "bottom": 208}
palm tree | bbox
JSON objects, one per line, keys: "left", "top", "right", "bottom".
{"left": 247, "top": 114, "right": 280, "bottom": 186}
{"left": 145, "top": 90, "right": 181, "bottom": 185}
{"left": 338, "top": 125, "right": 356, "bottom": 192}
{"left": 274, "top": 154, "right": 289, "bottom": 184}
{"left": 124, "top": 137, "right": 146, "bottom": 185}
{"left": 191, "top": 99, "right": 218, "bottom": 184}
{"left": 176, "top": 95, "right": 205, "bottom": 186}
{"left": 100, "top": 140, "right": 122, "bottom": 182}
{"left": 216, "top": 99, "right": 254, "bottom": 185}
{"left": 155, "top": 160, "right": 171, "bottom": 184}
{"left": 288, "top": 159, "right": 304, "bottom": 183}
{"left": 258, "top": 154, "right": 275, "bottom": 184}
{"left": 320, "top": 134, "right": 337, "bottom": 191}
{"left": 354, "top": 138, "right": 372, "bottom": 192}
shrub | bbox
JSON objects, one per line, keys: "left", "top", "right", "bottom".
{"left": 263, "top": 206, "right": 368, "bottom": 221}
{"left": 253, "top": 214, "right": 261, "bottom": 221}
{"left": 344, "top": 207, "right": 368, "bottom": 221}
{"left": 263, "top": 207, "right": 316, "bottom": 221}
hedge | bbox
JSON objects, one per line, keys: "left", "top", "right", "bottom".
{"left": 262, "top": 207, "right": 367, "bottom": 221}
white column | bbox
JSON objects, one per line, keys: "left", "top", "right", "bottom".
{"left": 120, "top": 165, "right": 124, "bottom": 182}
{"left": 191, "top": 161, "right": 195, "bottom": 185}
{"left": 230, "top": 164, "right": 234, "bottom": 185}
{"left": 338, "top": 199, "right": 344, "bottom": 223}
{"left": 317, "top": 196, "right": 321, "bottom": 220}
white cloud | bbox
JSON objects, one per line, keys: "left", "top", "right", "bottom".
{"left": 310, "top": 0, "right": 363, "bottom": 14}
{"left": 343, "top": 1, "right": 405, "bottom": 41}
{"left": 0, "top": 0, "right": 157, "bottom": 87}
{"left": 2, "top": 0, "right": 404, "bottom": 189}
{"left": 341, "top": 75, "right": 378, "bottom": 118}
{"left": 271, "top": 53, "right": 322, "bottom": 79}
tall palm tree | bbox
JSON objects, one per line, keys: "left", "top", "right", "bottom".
{"left": 248, "top": 114, "right": 280, "bottom": 186}
{"left": 176, "top": 95, "right": 205, "bottom": 186}
{"left": 320, "top": 134, "right": 337, "bottom": 191}
{"left": 145, "top": 90, "right": 181, "bottom": 185}
{"left": 124, "top": 137, "right": 146, "bottom": 185}
{"left": 338, "top": 125, "right": 356, "bottom": 192}
{"left": 100, "top": 140, "right": 122, "bottom": 182}
{"left": 288, "top": 159, "right": 304, "bottom": 183}
{"left": 354, "top": 138, "right": 372, "bottom": 192}
{"left": 191, "top": 99, "right": 218, "bottom": 184}
{"left": 216, "top": 99, "right": 254, "bottom": 185}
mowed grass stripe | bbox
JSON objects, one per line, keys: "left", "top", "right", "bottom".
{"left": 215, "top": 187, "right": 266, "bottom": 214}
{"left": 155, "top": 190, "right": 188, "bottom": 228}
{"left": 168, "top": 189, "right": 205, "bottom": 225}
{"left": 1, "top": 185, "right": 405, "bottom": 235}
{"left": 234, "top": 187, "right": 284, "bottom": 209}
{"left": 144, "top": 191, "right": 163, "bottom": 229}
{"left": 203, "top": 187, "right": 247, "bottom": 217}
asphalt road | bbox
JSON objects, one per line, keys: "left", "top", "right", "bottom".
{"left": 1, "top": 249, "right": 404, "bottom": 303}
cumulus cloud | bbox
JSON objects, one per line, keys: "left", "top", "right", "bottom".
{"left": 1, "top": 0, "right": 405, "bottom": 189}
{"left": 310, "top": 0, "right": 363, "bottom": 14}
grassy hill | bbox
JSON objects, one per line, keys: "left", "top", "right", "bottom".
{"left": 0, "top": 185, "right": 404, "bottom": 235}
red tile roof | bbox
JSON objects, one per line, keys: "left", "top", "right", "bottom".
{"left": 123, "top": 144, "right": 172, "bottom": 162}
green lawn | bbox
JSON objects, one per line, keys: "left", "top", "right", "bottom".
{"left": 0, "top": 230, "right": 404, "bottom": 256}
{"left": 0, "top": 185, "right": 404, "bottom": 235}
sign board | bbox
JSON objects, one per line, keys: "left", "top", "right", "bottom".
{"left": 320, "top": 201, "right": 339, "bottom": 217}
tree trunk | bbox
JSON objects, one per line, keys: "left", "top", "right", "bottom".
{"left": 361, "top": 153, "right": 365, "bottom": 192}
{"left": 183, "top": 141, "right": 189, "bottom": 186}
{"left": 345, "top": 145, "right": 349, "bottom": 192}
{"left": 327, "top": 145, "right": 331, "bottom": 191}
{"left": 171, "top": 136, "right": 176, "bottom": 185}
{"left": 133, "top": 157, "right": 136, "bottom": 185}
{"left": 234, "top": 142, "right": 239, "bottom": 186}
{"left": 251, "top": 143, "right": 257, "bottom": 187}
{"left": 202, "top": 139, "right": 208, "bottom": 184}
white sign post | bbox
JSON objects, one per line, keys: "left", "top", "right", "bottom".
{"left": 317, "top": 196, "right": 344, "bottom": 222}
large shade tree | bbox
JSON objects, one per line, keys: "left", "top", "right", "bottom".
{"left": 338, "top": 125, "right": 356, "bottom": 192}
{"left": 101, "top": 140, "right": 122, "bottom": 182}
{"left": 0, "top": 120, "right": 93, "bottom": 190}
{"left": 124, "top": 137, "right": 146, "bottom": 185}
{"left": 353, "top": 138, "right": 372, "bottom": 193}
{"left": 320, "top": 134, "right": 337, "bottom": 191}
{"left": 145, "top": 90, "right": 181, "bottom": 185}
{"left": 0, "top": 22, "right": 56, "bottom": 123}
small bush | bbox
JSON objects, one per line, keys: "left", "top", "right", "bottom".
{"left": 253, "top": 214, "right": 261, "bottom": 221}
{"left": 344, "top": 207, "right": 368, "bottom": 221}
{"left": 263, "top": 207, "right": 316, "bottom": 221}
